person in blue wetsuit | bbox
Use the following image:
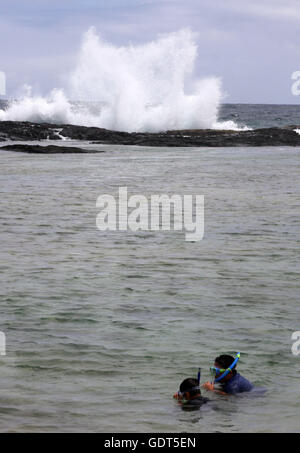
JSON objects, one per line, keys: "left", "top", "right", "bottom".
{"left": 202, "top": 354, "right": 253, "bottom": 395}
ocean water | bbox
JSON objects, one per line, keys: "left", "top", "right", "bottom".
{"left": 219, "top": 103, "right": 300, "bottom": 129}
{"left": 0, "top": 132, "right": 299, "bottom": 432}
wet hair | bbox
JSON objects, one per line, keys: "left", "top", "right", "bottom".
{"left": 180, "top": 378, "right": 201, "bottom": 397}
{"left": 215, "top": 355, "right": 237, "bottom": 375}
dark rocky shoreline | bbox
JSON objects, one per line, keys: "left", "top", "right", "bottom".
{"left": 1, "top": 120, "right": 300, "bottom": 149}
{"left": 0, "top": 144, "right": 100, "bottom": 154}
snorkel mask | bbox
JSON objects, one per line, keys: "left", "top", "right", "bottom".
{"left": 175, "top": 385, "right": 200, "bottom": 402}
{"left": 210, "top": 352, "right": 240, "bottom": 383}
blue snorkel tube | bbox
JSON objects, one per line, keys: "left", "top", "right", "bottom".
{"left": 214, "top": 352, "right": 241, "bottom": 383}
{"left": 197, "top": 368, "right": 201, "bottom": 389}
{"left": 197, "top": 368, "right": 201, "bottom": 386}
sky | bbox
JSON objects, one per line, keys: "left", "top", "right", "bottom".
{"left": 1, "top": 0, "right": 300, "bottom": 103}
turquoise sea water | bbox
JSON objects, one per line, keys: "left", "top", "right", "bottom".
{"left": 0, "top": 141, "right": 299, "bottom": 432}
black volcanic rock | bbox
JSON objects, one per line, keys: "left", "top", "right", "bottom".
{"left": 0, "top": 121, "right": 300, "bottom": 147}
{"left": 0, "top": 121, "right": 60, "bottom": 141}
{"left": 0, "top": 144, "right": 102, "bottom": 154}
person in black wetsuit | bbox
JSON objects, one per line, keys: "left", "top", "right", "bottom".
{"left": 173, "top": 378, "right": 209, "bottom": 410}
{"left": 202, "top": 354, "right": 253, "bottom": 395}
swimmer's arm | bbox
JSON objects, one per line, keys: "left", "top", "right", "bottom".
{"left": 201, "top": 382, "right": 227, "bottom": 396}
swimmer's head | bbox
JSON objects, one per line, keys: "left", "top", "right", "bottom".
{"left": 213, "top": 355, "right": 237, "bottom": 382}
{"left": 174, "top": 378, "right": 201, "bottom": 402}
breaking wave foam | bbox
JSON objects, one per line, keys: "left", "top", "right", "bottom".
{"left": 0, "top": 28, "right": 249, "bottom": 132}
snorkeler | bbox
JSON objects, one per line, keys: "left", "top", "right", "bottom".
{"left": 174, "top": 378, "right": 209, "bottom": 409}
{"left": 174, "top": 370, "right": 209, "bottom": 409}
{"left": 202, "top": 353, "right": 253, "bottom": 395}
